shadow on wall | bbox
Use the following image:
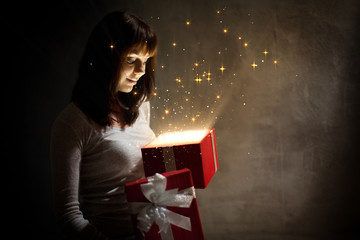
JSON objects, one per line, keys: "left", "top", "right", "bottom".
{"left": 270, "top": 1, "right": 360, "bottom": 238}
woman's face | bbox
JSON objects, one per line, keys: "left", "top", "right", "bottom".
{"left": 116, "top": 51, "right": 150, "bottom": 93}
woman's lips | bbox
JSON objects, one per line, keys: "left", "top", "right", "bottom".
{"left": 127, "top": 78, "right": 137, "bottom": 85}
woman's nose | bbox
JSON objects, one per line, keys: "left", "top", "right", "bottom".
{"left": 134, "top": 61, "right": 146, "bottom": 75}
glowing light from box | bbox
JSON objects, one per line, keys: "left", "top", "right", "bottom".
{"left": 149, "top": 6, "right": 279, "bottom": 134}
{"left": 147, "top": 129, "right": 208, "bottom": 147}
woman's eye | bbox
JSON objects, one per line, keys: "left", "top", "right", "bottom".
{"left": 126, "top": 58, "right": 136, "bottom": 64}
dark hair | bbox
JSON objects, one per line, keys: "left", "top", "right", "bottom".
{"left": 71, "top": 11, "right": 158, "bottom": 127}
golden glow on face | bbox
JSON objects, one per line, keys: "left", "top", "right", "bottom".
{"left": 116, "top": 51, "right": 150, "bottom": 93}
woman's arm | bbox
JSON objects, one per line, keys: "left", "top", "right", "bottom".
{"left": 50, "top": 118, "right": 108, "bottom": 240}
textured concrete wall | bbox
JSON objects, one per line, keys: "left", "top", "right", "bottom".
{"left": 6, "top": 0, "right": 359, "bottom": 239}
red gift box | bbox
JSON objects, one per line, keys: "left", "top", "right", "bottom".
{"left": 141, "top": 128, "right": 219, "bottom": 188}
{"left": 125, "top": 168, "right": 204, "bottom": 240}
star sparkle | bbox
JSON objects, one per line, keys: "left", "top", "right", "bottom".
{"left": 194, "top": 74, "right": 202, "bottom": 83}
{"left": 251, "top": 61, "right": 258, "bottom": 70}
{"left": 219, "top": 65, "right": 226, "bottom": 73}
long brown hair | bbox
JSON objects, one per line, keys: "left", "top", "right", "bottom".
{"left": 71, "top": 11, "right": 158, "bottom": 127}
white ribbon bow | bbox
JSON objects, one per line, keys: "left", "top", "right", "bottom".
{"left": 129, "top": 173, "right": 195, "bottom": 240}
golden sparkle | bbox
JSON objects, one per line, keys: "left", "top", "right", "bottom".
{"left": 186, "top": 21, "right": 190, "bottom": 26}
{"left": 219, "top": 65, "right": 226, "bottom": 73}
{"left": 263, "top": 49, "right": 269, "bottom": 56}
{"left": 244, "top": 42, "right": 248, "bottom": 47}
{"left": 195, "top": 74, "right": 202, "bottom": 83}
{"left": 223, "top": 28, "right": 228, "bottom": 33}
{"left": 165, "top": 110, "right": 169, "bottom": 115}
{"left": 206, "top": 72, "right": 212, "bottom": 81}
{"left": 172, "top": 42, "right": 177, "bottom": 47}
{"left": 273, "top": 60, "right": 278, "bottom": 64}
{"left": 251, "top": 61, "right": 258, "bottom": 70}
{"left": 110, "top": 44, "right": 114, "bottom": 49}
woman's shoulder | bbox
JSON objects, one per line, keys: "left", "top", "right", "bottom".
{"left": 52, "top": 102, "right": 93, "bottom": 133}
{"left": 139, "top": 100, "right": 150, "bottom": 111}
{"left": 138, "top": 100, "right": 151, "bottom": 121}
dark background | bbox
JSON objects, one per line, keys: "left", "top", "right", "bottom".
{"left": 4, "top": 0, "right": 360, "bottom": 239}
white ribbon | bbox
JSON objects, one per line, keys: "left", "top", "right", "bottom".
{"left": 129, "top": 173, "right": 195, "bottom": 240}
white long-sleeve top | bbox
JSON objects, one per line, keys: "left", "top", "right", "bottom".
{"left": 50, "top": 101, "right": 155, "bottom": 239}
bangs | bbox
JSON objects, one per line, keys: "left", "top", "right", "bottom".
{"left": 130, "top": 38, "right": 157, "bottom": 57}
{"left": 129, "top": 21, "right": 158, "bottom": 56}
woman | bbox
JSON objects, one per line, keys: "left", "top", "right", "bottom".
{"left": 50, "top": 11, "right": 158, "bottom": 240}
